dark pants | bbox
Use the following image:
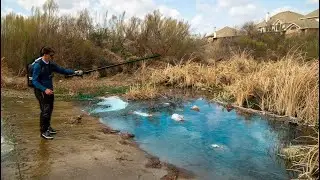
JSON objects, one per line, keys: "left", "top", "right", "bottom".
{"left": 34, "top": 89, "right": 54, "bottom": 133}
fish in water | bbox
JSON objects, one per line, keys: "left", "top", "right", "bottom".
{"left": 191, "top": 105, "right": 200, "bottom": 112}
{"left": 132, "top": 111, "right": 153, "bottom": 117}
{"left": 171, "top": 114, "right": 184, "bottom": 121}
{"left": 211, "top": 144, "right": 222, "bottom": 148}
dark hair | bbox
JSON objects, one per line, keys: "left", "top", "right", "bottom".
{"left": 40, "top": 46, "right": 55, "bottom": 56}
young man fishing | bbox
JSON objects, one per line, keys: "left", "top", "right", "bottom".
{"left": 32, "top": 47, "right": 83, "bottom": 139}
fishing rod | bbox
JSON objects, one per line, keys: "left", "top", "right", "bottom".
{"left": 65, "top": 54, "right": 161, "bottom": 78}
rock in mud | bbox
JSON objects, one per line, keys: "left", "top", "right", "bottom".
{"left": 70, "top": 115, "right": 83, "bottom": 124}
{"left": 119, "top": 140, "right": 129, "bottom": 145}
{"left": 162, "top": 163, "right": 195, "bottom": 180}
{"left": 226, "top": 104, "right": 233, "bottom": 112}
{"left": 160, "top": 174, "right": 178, "bottom": 180}
{"left": 100, "top": 127, "right": 120, "bottom": 134}
{"left": 145, "top": 157, "right": 162, "bottom": 169}
{"left": 88, "top": 135, "right": 102, "bottom": 140}
{"left": 116, "top": 155, "right": 133, "bottom": 161}
{"left": 191, "top": 105, "right": 200, "bottom": 112}
{"left": 120, "top": 132, "right": 135, "bottom": 139}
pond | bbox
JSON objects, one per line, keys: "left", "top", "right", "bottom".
{"left": 86, "top": 96, "right": 301, "bottom": 180}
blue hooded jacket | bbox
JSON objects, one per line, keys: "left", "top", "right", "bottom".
{"left": 32, "top": 57, "right": 75, "bottom": 92}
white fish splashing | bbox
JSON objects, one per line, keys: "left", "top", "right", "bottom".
{"left": 211, "top": 144, "right": 225, "bottom": 149}
{"left": 191, "top": 105, "right": 200, "bottom": 112}
{"left": 171, "top": 114, "right": 184, "bottom": 121}
{"left": 211, "top": 144, "right": 220, "bottom": 148}
{"left": 93, "top": 96, "right": 128, "bottom": 113}
{"left": 132, "top": 111, "right": 153, "bottom": 117}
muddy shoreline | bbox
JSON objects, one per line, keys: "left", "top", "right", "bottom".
{"left": 1, "top": 88, "right": 196, "bottom": 180}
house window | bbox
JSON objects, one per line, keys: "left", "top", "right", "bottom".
{"left": 276, "top": 23, "right": 281, "bottom": 31}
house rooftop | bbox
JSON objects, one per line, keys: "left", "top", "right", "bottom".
{"left": 268, "top": 11, "right": 304, "bottom": 24}
{"left": 301, "top": 9, "right": 319, "bottom": 19}
{"left": 214, "top": 26, "right": 239, "bottom": 38}
{"left": 287, "top": 18, "right": 319, "bottom": 29}
{"left": 257, "top": 11, "right": 304, "bottom": 27}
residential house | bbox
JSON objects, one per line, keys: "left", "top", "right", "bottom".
{"left": 257, "top": 11, "right": 304, "bottom": 33}
{"left": 256, "top": 9, "right": 319, "bottom": 35}
{"left": 206, "top": 26, "right": 240, "bottom": 42}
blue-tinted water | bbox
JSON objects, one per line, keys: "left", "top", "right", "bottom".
{"left": 88, "top": 97, "right": 295, "bottom": 180}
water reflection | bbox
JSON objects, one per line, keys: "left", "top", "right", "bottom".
{"left": 33, "top": 139, "right": 51, "bottom": 177}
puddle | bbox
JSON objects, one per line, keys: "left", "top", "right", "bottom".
{"left": 88, "top": 96, "right": 308, "bottom": 180}
{"left": 1, "top": 120, "right": 14, "bottom": 158}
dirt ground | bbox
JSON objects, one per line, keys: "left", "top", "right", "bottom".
{"left": 1, "top": 89, "right": 195, "bottom": 180}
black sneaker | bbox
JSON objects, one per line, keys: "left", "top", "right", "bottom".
{"left": 48, "top": 127, "right": 56, "bottom": 134}
{"left": 41, "top": 130, "right": 54, "bottom": 139}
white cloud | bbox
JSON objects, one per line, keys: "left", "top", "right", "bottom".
{"left": 158, "top": 5, "right": 181, "bottom": 19}
{"left": 1, "top": 7, "right": 14, "bottom": 16}
{"left": 13, "top": 0, "right": 181, "bottom": 28}
{"left": 217, "top": 0, "right": 252, "bottom": 8}
{"left": 307, "top": 0, "right": 319, "bottom": 4}
{"left": 1, "top": 7, "right": 27, "bottom": 17}
{"left": 190, "top": 14, "right": 203, "bottom": 26}
{"left": 17, "top": 0, "right": 86, "bottom": 11}
{"left": 95, "top": 0, "right": 180, "bottom": 19}
{"left": 59, "top": 0, "right": 91, "bottom": 16}
{"left": 196, "top": 0, "right": 219, "bottom": 13}
{"left": 17, "top": 0, "right": 43, "bottom": 10}
{"left": 192, "top": 0, "right": 263, "bottom": 35}
{"left": 269, "top": 6, "right": 302, "bottom": 16}
{"left": 15, "top": 0, "right": 180, "bottom": 19}
{"left": 97, "top": 0, "right": 154, "bottom": 18}
{"left": 229, "top": 4, "right": 257, "bottom": 17}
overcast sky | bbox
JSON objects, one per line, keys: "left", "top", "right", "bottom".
{"left": 1, "top": 0, "right": 319, "bottom": 35}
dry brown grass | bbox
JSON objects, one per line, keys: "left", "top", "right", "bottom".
{"left": 281, "top": 132, "right": 319, "bottom": 179}
{"left": 140, "top": 52, "right": 318, "bottom": 126}
{"left": 228, "top": 53, "right": 319, "bottom": 125}
{"left": 147, "top": 51, "right": 258, "bottom": 90}
{"left": 124, "top": 83, "right": 159, "bottom": 100}
{"left": 1, "top": 57, "right": 9, "bottom": 88}
{"left": 1, "top": 57, "right": 27, "bottom": 89}
{"left": 149, "top": 62, "right": 216, "bottom": 89}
